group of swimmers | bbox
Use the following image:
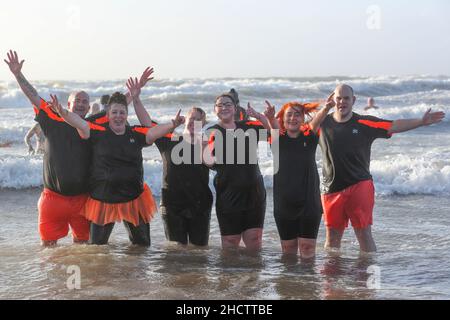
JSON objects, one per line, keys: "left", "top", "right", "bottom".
{"left": 4, "top": 50, "right": 446, "bottom": 258}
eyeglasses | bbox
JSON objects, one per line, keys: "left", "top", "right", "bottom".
{"left": 215, "top": 103, "right": 235, "bottom": 109}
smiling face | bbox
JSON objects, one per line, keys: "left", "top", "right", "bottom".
{"left": 68, "top": 91, "right": 90, "bottom": 118}
{"left": 334, "top": 84, "right": 356, "bottom": 119}
{"left": 214, "top": 96, "right": 236, "bottom": 123}
{"left": 283, "top": 106, "right": 304, "bottom": 134}
{"left": 108, "top": 103, "right": 128, "bottom": 134}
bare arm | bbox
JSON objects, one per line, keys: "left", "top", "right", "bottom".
{"left": 125, "top": 67, "right": 154, "bottom": 126}
{"left": 24, "top": 124, "right": 38, "bottom": 152}
{"left": 309, "top": 93, "right": 335, "bottom": 133}
{"left": 263, "top": 100, "right": 281, "bottom": 143}
{"left": 49, "top": 95, "right": 90, "bottom": 139}
{"left": 388, "top": 109, "right": 445, "bottom": 134}
{"left": 4, "top": 50, "right": 41, "bottom": 107}
{"left": 246, "top": 102, "right": 271, "bottom": 130}
{"left": 146, "top": 109, "right": 185, "bottom": 145}
{"left": 126, "top": 77, "right": 152, "bottom": 127}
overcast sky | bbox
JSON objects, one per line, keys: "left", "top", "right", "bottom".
{"left": 1, "top": 0, "right": 449, "bottom": 80}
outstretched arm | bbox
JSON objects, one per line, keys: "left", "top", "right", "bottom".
{"left": 126, "top": 76, "right": 152, "bottom": 127}
{"left": 146, "top": 109, "right": 185, "bottom": 145}
{"left": 388, "top": 109, "right": 445, "bottom": 134}
{"left": 4, "top": 50, "right": 41, "bottom": 107}
{"left": 309, "top": 93, "right": 335, "bottom": 133}
{"left": 125, "top": 67, "right": 154, "bottom": 110}
{"left": 49, "top": 94, "right": 90, "bottom": 139}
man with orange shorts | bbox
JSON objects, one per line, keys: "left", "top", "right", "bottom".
{"left": 319, "top": 84, "right": 445, "bottom": 252}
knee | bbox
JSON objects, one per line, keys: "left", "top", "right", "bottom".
{"left": 299, "top": 242, "right": 316, "bottom": 258}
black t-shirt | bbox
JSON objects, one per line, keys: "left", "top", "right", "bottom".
{"left": 273, "top": 126, "right": 322, "bottom": 218}
{"left": 85, "top": 110, "right": 108, "bottom": 125}
{"left": 155, "top": 135, "right": 212, "bottom": 211}
{"left": 319, "top": 113, "right": 393, "bottom": 194}
{"left": 207, "top": 120, "right": 268, "bottom": 212}
{"left": 88, "top": 125, "right": 149, "bottom": 203}
{"left": 34, "top": 99, "right": 91, "bottom": 196}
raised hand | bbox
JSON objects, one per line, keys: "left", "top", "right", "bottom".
{"left": 264, "top": 100, "right": 276, "bottom": 120}
{"left": 126, "top": 77, "right": 141, "bottom": 99}
{"left": 49, "top": 94, "right": 68, "bottom": 117}
{"left": 139, "top": 67, "right": 154, "bottom": 88}
{"left": 172, "top": 109, "right": 186, "bottom": 128}
{"left": 325, "top": 92, "right": 336, "bottom": 109}
{"left": 247, "top": 102, "right": 263, "bottom": 120}
{"left": 4, "top": 50, "right": 24, "bottom": 76}
{"left": 422, "top": 108, "right": 445, "bottom": 126}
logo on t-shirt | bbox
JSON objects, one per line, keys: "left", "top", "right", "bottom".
{"left": 352, "top": 129, "right": 359, "bottom": 134}
{"left": 130, "top": 138, "right": 135, "bottom": 143}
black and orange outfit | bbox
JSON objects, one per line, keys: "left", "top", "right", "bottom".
{"left": 319, "top": 113, "right": 393, "bottom": 230}
{"left": 207, "top": 121, "right": 267, "bottom": 236}
{"left": 273, "top": 125, "right": 322, "bottom": 240}
{"left": 33, "top": 99, "right": 91, "bottom": 242}
{"left": 83, "top": 125, "right": 157, "bottom": 246}
{"left": 155, "top": 134, "right": 213, "bottom": 246}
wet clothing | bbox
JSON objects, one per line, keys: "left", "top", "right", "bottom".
{"left": 38, "top": 188, "right": 89, "bottom": 241}
{"left": 82, "top": 125, "right": 157, "bottom": 242}
{"left": 89, "top": 217, "right": 151, "bottom": 246}
{"left": 88, "top": 125, "right": 149, "bottom": 203}
{"left": 319, "top": 113, "right": 393, "bottom": 194}
{"left": 34, "top": 98, "right": 91, "bottom": 196}
{"left": 155, "top": 135, "right": 213, "bottom": 245}
{"left": 322, "top": 179, "right": 375, "bottom": 230}
{"left": 273, "top": 125, "right": 323, "bottom": 240}
{"left": 207, "top": 121, "right": 268, "bottom": 235}
{"left": 161, "top": 206, "right": 211, "bottom": 246}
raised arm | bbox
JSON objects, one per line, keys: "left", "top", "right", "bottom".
{"left": 246, "top": 102, "right": 271, "bottom": 130}
{"left": 126, "top": 76, "right": 152, "bottom": 127}
{"left": 309, "top": 93, "right": 335, "bottom": 133}
{"left": 146, "top": 109, "right": 185, "bottom": 145}
{"left": 263, "top": 100, "right": 281, "bottom": 143}
{"left": 4, "top": 50, "right": 41, "bottom": 107}
{"left": 49, "top": 94, "right": 90, "bottom": 139}
{"left": 388, "top": 108, "right": 445, "bottom": 134}
{"left": 125, "top": 67, "right": 153, "bottom": 127}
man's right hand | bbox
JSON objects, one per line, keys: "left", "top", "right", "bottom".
{"left": 4, "top": 50, "right": 24, "bottom": 76}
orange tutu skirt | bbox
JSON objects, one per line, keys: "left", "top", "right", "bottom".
{"left": 82, "top": 184, "right": 158, "bottom": 227}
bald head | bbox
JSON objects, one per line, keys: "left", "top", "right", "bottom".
{"left": 333, "top": 84, "right": 356, "bottom": 120}
{"left": 68, "top": 91, "right": 90, "bottom": 118}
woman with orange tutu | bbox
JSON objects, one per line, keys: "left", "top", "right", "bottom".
{"left": 49, "top": 78, "right": 185, "bottom": 246}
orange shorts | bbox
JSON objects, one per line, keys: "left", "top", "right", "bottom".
{"left": 38, "top": 188, "right": 90, "bottom": 241}
{"left": 321, "top": 180, "right": 375, "bottom": 230}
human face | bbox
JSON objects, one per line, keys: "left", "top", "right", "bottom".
{"left": 68, "top": 91, "right": 90, "bottom": 117}
{"left": 214, "top": 96, "right": 236, "bottom": 123}
{"left": 108, "top": 103, "right": 128, "bottom": 134}
{"left": 283, "top": 106, "right": 304, "bottom": 134}
{"left": 334, "top": 85, "right": 356, "bottom": 119}
{"left": 185, "top": 110, "right": 205, "bottom": 136}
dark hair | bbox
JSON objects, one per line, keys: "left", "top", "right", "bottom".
{"left": 100, "top": 94, "right": 110, "bottom": 105}
{"left": 215, "top": 93, "right": 237, "bottom": 106}
{"left": 108, "top": 92, "right": 128, "bottom": 109}
{"left": 190, "top": 107, "right": 206, "bottom": 122}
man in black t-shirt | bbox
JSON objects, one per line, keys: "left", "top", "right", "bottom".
{"left": 320, "top": 84, "right": 445, "bottom": 252}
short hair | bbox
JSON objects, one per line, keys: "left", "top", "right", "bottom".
{"left": 190, "top": 107, "right": 206, "bottom": 122}
{"left": 108, "top": 92, "right": 128, "bottom": 110}
{"left": 100, "top": 94, "right": 111, "bottom": 106}
{"left": 336, "top": 84, "right": 354, "bottom": 96}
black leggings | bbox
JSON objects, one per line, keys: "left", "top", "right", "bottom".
{"left": 89, "top": 218, "right": 151, "bottom": 246}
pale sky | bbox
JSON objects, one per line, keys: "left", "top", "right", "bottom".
{"left": 0, "top": 0, "right": 449, "bottom": 80}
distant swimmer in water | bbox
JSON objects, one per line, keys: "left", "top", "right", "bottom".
{"left": 319, "top": 84, "right": 445, "bottom": 253}
{"left": 364, "top": 97, "right": 379, "bottom": 111}
{"left": 50, "top": 80, "right": 186, "bottom": 246}
{"left": 24, "top": 123, "right": 45, "bottom": 155}
{"left": 100, "top": 94, "right": 110, "bottom": 112}
{"left": 0, "top": 141, "right": 13, "bottom": 147}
